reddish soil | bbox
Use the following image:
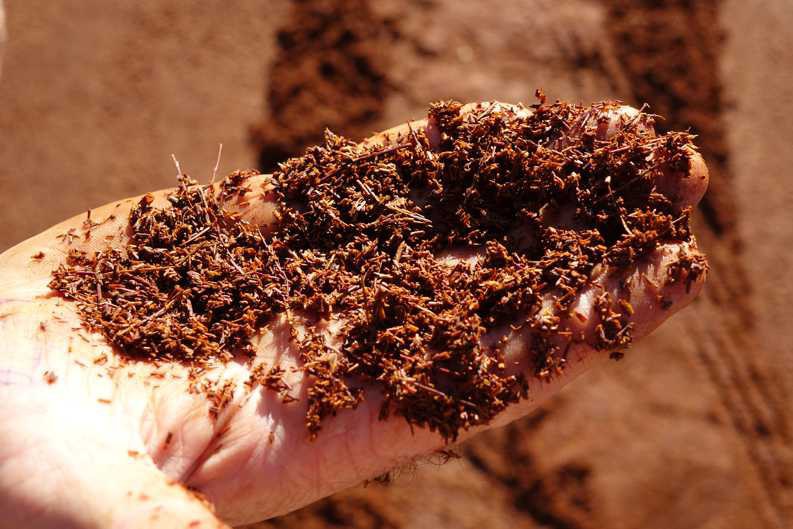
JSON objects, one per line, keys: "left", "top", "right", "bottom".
{"left": 1, "top": 1, "right": 792, "bottom": 528}
{"left": 250, "top": 0, "right": 393, "bottom": 172}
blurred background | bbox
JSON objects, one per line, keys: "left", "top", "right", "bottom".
{"left": 1, "top": 1, "right": 792, "bottom": 528}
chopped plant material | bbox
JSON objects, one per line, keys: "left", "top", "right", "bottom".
{"left": 52, "top": 170, "right": 276, "bottom": 363}
{"left": 50, "top": 98, "right": 704, "bottom": 440}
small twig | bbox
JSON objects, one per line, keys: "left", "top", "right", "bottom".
{"left": 210, "top": 143, "right": 223, "bottom": 185}
{"left": 171, "top": 154, "right": 183, "bottom": 177}
{"left": 592, "top": 173, "right": 646, "bottom": 205}
{"left": 322, "top": 142, "right": 410, "bottom": 181}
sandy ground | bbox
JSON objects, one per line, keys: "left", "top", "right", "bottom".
{"left": 0, "top": 0, "right": 287, "bottom": 248}
{"left": 0, "top": 1, "right": 791, "bottom": 528}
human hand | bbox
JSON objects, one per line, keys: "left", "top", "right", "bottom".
{"left": 0, "top": 102, "right": 708, "bottom": 528}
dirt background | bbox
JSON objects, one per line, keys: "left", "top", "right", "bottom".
{"left": 1, "top": 1, "right": 792, "bottom": 528}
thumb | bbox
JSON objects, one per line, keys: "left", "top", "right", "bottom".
{"left": 88, "top": 458, "right": 226, "bottom": 529}
{"left": 82, "top": 459, "right": 226, "bottom": 529}
{"left": 0, "top": 388, "right": 227, "bottom": 529}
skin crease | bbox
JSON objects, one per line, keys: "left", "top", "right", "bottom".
{"left": 0, "top": 102, "right": 709, "bottom": 529}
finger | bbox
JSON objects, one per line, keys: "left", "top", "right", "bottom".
{"left": 373, "top": 101, "right": 709, "bottom": 213}
{"left": 0, "top": 387, "right": 227, "bottom": 529}
{"left": 490, "top": 241, "right": 706, "bottom": 373}
{"left": 593, "top": 104, "right": 708, "bottom": 211}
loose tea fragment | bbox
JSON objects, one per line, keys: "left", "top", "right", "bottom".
{"left": 50, "top": 98, "right": 705, "bottom": 440}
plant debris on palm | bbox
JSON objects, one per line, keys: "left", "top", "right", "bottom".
{"left": 50, "top": 96, "right": 706, "bottom": 439}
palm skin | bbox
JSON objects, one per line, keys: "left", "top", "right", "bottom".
{"left": 0, "top": 103, "right": 709, "bottom": 528}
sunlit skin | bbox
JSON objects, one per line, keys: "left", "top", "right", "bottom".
{"left": 0, "top": 102, "right": 708, "bottom": 528}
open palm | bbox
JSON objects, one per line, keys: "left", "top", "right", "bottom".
{"left": 0, "top": 103, "right": 708, "bottom": 528}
